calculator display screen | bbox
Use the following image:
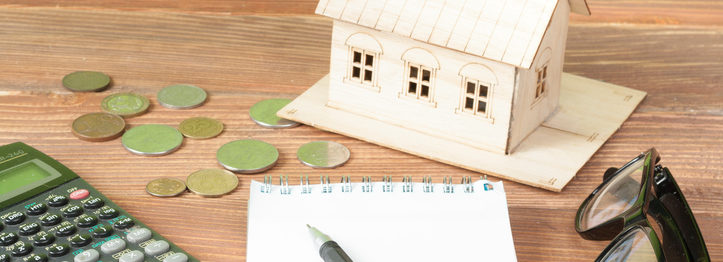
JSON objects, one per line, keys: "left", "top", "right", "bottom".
{"left": 0, "top": 160, "right": 61, "bottom": 199}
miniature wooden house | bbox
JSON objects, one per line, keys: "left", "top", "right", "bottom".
{"left": 317, "top": 0, "right": 591, "bottom": 154}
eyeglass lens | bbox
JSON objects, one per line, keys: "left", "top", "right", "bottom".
{"left": 599, "top": 227, "right": 657, "bottom": 262}
{"left": 579, "top": 157, "right": 646, "bottom": 230}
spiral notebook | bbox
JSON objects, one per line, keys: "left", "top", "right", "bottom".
{"left": 246, "top": 177, "right": 517, "bottom": 262}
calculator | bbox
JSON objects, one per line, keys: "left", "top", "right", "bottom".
{"left": 0, "top": 142, "right": 197, "bottom": 262}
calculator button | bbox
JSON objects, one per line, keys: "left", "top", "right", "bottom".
{"left": 144, "top": 240, "right": 169, "bottom": 256}
{"left": 113, "top": 217, "right": 134, "bottom": 230}
{"left": 69, "top": 189, "right": 90, "bottom": 200}
{"left": 119, "top": 250, "right": 144, "bottom": 262}
{"left": 0, "top": 253, "right": 9, "bottom": 262}
{"left": 26, "top": 253, "right": 48, "bottom": 262}
{"left": 98, "top": 207, "right": 118, "bottom": 219}
{"left": 100, "top": 238, "right": 126, "bottom": 254}
{"left": 0, "top": 232, "right": 18, "bottom": 246}
{"left": 18, "top": 222, "right": 41, "bottom": 236}
{"left": 73, "top": 249, "right": 99, "bottom": 262}
{"left": 10, "top": 241, "right": 32, "bottom": 256}
{"left": 126, "top": 228, "right": 151, "bottom": 244}
{"left": 62, "top": 205, "right": 83, "bottom": 218}
{"left": 76, "top": 215, "right": 98, "bottom": 228}
{"left": 32, "top": 232, "right": 55, "bottom": 246}
{"left": 91, "top": 224, "right": 113, "bottom": 238}
{"left": 82, "top": 198, "right": 104, "bottom": 209}
{"left": 3, "top": 212, "right": 25, "bottom": 225}
{"left": 39, "top": 213, "right": 62, "bottom": 227}
{"left": 47, "top": 244, "right": 70, "bottom": 257}
{"left": 47, "top": 195, "right": 69, "bottom": 207}
{"left": 26, "top": 203, "right": 48, "bottom": 216}
{"left": 163, "top": 253, "right": 189, "bottom": 262}
{"left": 69, "top": 233, "right": 92, "bottom": 247}
{"left": 56, "top": 223, "right": 76, "bottom": 237}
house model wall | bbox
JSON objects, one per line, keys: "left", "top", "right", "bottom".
{"left": 318, "top": 0, "right": 590, "bottom": 154}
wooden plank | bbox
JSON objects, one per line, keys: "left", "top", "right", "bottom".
{"left": 278, "top": 73, "right": 646, "bottom": 191}
{"left": 0, "top": 0, "right": 722, "bottom": 26}
{"left": 340, "top": 0, "right": 367, "bottom": 23}
{"left": 0, "top": 7, "right": 721, "bottom": 261}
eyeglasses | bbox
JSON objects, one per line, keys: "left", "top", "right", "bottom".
{"left": 575, "top": 148, "right": 710, "bottom": 261}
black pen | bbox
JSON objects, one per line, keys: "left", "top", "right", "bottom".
{"left": 307, "top": 224, "right": 354, "bottom": 262}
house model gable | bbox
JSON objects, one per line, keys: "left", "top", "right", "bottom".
{"left": 316, "top": 0, "right": 590, "bottom": 68}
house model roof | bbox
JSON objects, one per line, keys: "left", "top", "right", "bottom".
{"left": 316, "top": 0, "right": 590, "bottom": 69}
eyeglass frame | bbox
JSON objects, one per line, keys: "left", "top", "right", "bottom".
{"left": 575, "top": 148, "right": 710, "bottom": 261}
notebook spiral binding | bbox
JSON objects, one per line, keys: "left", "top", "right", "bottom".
{"left": 259, "top": 175, "right": 495, "bottom": 194}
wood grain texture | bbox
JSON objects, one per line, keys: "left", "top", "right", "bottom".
{"left": 0, "top": 0, "right": 722, "bottom": 25}
{"left": 0, "top": 6, "right": 721, "bottom": 262}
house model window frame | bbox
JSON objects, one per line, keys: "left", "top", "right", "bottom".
{"left": 345, "top": 33, "right": 383, "bottom": 91}
{"left": 399, "top": 48, "right": 440, "bottom": 105}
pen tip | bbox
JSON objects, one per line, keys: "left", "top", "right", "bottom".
{"left": 306, "top": 224, "right": 311, "bottom": 228}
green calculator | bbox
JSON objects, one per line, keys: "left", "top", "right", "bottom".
{"left": 0, "top": 142, "right": 197, "bottom": 262}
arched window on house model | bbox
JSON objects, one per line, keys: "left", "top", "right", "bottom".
{"left": 345, "top": 33, "right": 383, "bottom": 88}
{"left": 401, "top": 48, "right": 439, "bottom": 103}
{"left": 459, "top": 63, "right": 498, "bottom": 119}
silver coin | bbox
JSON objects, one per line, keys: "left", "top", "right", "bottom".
{"left": 216, "top": 139, "right": 279, "bottom": 173}
{"left": 297, "top": 141, "right": 350, "bottom": 169}
{"left": 249, "top": 98, "right": 300, "bottom": 128}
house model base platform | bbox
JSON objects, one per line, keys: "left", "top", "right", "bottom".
{"left": 279, "top": 73, "right": 646, "bottom": 191}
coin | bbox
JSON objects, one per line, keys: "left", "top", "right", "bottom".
{"left": 71, "top": 112, "right": 126, "bottom": 142}
{"left": 178, "top": 117, "right": 223, "bottom": 139}
{"left": 185, "top": 169, "right": 239, "bottom": 197}
{"left": 121, "top": 124, "right": 183, "bottom": 156}
{"left": 249, "top": 98, "right": 300, "bottom": 128}
{"left": 62, "top": 71, "right": 111, "bottom": 92}
{"left": 297, "top": 141, "right": 350, "bottom": 169}
{"left": 157, "top": 84, "right": 207, "bottom": 109}
{"left": 146, "top": 178, "right": 187, "bottom": 197}
{"left": 216, "top": 139, "right": 278, "bottom": 173}
{"left": 101, "top": 93, "right": 150, "bottom": 117}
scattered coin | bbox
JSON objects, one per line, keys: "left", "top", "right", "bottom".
{"left": 178, "top": 117, "right": 224, "bottom": 139}
{"left": 216, "top": 139, "right": 278, "bottom": 173}
{"left": 157, "top": 84, "right": 207, "bottom": 109}
{"left": 297, "top": 141, "right": 350, "bottom": 169}
{"left": 249, "top": 98, "right": 300, "bottom": 128}
{"left": 185, "top": 169, "right": 239, "bottom": 197}
{"left": 121, "top": 124, "right": 183, "bottom": 156}
{"left": 101, "top": 93, "right": 150, "bottom": 117}
{"left": 62, "top": 71, "right": 111, "bottom": 92}
{"left": 71, "top": 112, "right": 126, "bottom": 142}
{"left": 146, "top": 178, "right": 187, "bottom": 197}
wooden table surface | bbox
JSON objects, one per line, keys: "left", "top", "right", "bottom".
{"left": 0, "top": 1, "right": 720, "bottom": 261}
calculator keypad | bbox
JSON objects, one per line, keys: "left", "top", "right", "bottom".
{"left": 1, "top": 179, "right": 195, "bottom": 262}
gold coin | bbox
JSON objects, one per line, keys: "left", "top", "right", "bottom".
{"left": 146, "top": 178, "right": 187, "bottom": 197}
{"left": 71, "top": 112, "right": 126, "bottom": 142}
{"left": 178, "top": 117, "right": 224, "bottom": 139}
{"left": 186, "top": 169, "right": 238, "bottom": 197}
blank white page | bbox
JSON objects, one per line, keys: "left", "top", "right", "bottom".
{"left": 246, "top": 180, "right": 517, "bottom": 262}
